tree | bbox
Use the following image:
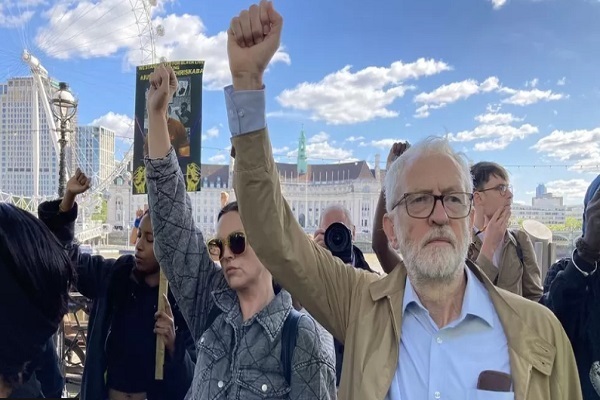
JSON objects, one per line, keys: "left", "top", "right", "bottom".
{"left": 92, "top": 199, "right": 107, "bottom": 222}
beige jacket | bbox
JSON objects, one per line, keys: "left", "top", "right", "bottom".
{"left": 232, "top": 128, "right": 582, "bottom": 400}
{"left": 469, "top": 229, "right": 543, "bottom": 301}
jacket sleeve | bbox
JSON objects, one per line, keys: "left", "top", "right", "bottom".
{"left": 290, "top": 316, "right": 337, "bottom": 400}
{"left": 517, "top": 230, "right": 543, "bottom": 302}
{"left": 232, "top": 129, "right": 369, "bottom": 343}
{"left": 540, "top": 254, "right": 595, "bottom": 342}
{"left": 38, "top": 200, "right": 114, "bottom": 299}
{"left": 145, "top": 148, "right": 228, "bottom": 341}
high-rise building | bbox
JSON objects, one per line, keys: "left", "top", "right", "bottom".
{"left": 536, "top": 183, "right": 547, "bottom": 198}
{"left": 77, "top": 126, "right": 116, "bottom": 187}
{"left": 0, "top": 76, "right": 79, "bottom": 197}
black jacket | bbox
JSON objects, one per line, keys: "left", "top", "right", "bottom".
{"left": 39, "top": 200, "right": 195, "bottom": 400}
{"left": 541, "top": 253, "right": 600, "bottom": 399}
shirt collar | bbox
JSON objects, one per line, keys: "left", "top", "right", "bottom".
{"left": 402, "top": 267, "right": 496, "bottom": 328}
{"left": 212, "top": 287, "right": 293, "bottom": 342}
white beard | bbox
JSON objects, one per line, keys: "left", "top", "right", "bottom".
{"left": 399, "top": 223, "right": 469, "bottom": 285}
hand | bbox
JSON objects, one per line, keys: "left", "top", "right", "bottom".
{"left": 154, "top": 294, "right": 176, "bottom": 357}
{"left": 66, "top": 168, "right": 91, "bottom": 196}
{"left": 147, "top": 64, "right": 177, "bottom": 117}
{"left": 136, "top": 209, "right": 144, "bottom": 219}
{"left": 227, "top": 0, "right": 283, "bottom": 89}
{"left": 313, "top": 228, "right": 327, "bottom": 249}
{"left": 386, "top": 142, "right": 410, "bottom": 170}
{"left": 583, "top": 189, "right": 600, "bottom": 253}
{"left": 480, "top": 206, "right": 511, "bottom": 259}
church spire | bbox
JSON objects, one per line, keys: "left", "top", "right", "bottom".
{"left": 297, "top": 125, "right": 307, "bottom": 175}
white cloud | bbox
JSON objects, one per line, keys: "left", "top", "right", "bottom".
{"left": 363, "top": 139, "right": 402, "bottom": 150}
{"left": 287, "top": 141, "right": 353, "bottom": 161}
{"left": 33, "top": 1, "right": 290, "bottom": 90}
{"left": 491, "top": 0, "right": 508, "bottom": 10}
{"left": 450, "top": 123, "right": 538, "bottom": 151}
{"left": 346, "top": 136, "right": 365, "bottom": 142}
{"left": 525, "top": 78, "right": 539, "bottom": 88}
{"left": 273, "top": 146, "right": 290, "bottom": 155}
{"left": 208, "top": 154, "right": 226, "bottom": 164}
{"left": 308, "top": 131, "right": 330, "bottom": 144}
{"left": 500, "top": 88, "right": 565, "bottom": 106}
{"left": 278, "top": 58, "right": 452, "bottom": 125}
{"left": 557, "top": 77, "right": 566, "bottom": 86}
{"left": 413, "top": 77, "right": 500, "bottom": 118}
{"left": 448, "top": 111, "right": 537, "bottom": 151}
{"left": 0, "top": 4, "right": 34, "bottom": 27}
{"left": 202, "top": 126, "right": 219, "bottom": 141}
{"left": 90, "top": 112, "right": 134, "bottom": 140}
{"left": 532, "top": 128, "right": 600, "bottom": 171}
{"left": 546, "top": 179, "right": 591, "bottom": 204}
{"left": 475, "top": 112, "right": 522, "bottom": 125}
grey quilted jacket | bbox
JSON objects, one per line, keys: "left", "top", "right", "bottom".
{"left": 145, "top": 149, "right": 337, "bottom": 400}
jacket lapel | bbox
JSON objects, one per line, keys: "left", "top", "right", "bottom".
{"left": 467, "top": 261, "right": 555, "bottom": 399}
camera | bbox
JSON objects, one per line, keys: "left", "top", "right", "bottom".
{"left": 324, "top": 222, "right": 353, "bottom": 264}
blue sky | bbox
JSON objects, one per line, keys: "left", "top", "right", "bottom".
{"left": 1, "top": 0, "right": 599, "bottom": 205}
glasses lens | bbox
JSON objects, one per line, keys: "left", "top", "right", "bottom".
{"left": 443, "top": 193, "right": 471, "bottom": 218}
{"left": 405, "top": 193, "right": 435, "bottom": 218}
{"left": 228, "top": 232, "right": 246, "bottom": 255}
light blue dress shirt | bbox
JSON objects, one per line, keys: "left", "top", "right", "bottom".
{"left": 386, "top": 267, "right": 512, "bottom": 400}
{"left": 222, "top": 84, "right": 514, "bottom": 400}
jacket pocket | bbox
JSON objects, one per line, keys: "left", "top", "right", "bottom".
{"left": 468, "top": 389, "right": 515, "bottom": 400}
{"left": 237, "top": 368, "right": 291, "bottom": 399}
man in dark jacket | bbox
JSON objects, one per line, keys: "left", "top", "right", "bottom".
{"left": 39, "top": 169, "right": 195, "bottom": 400}
{"left": 542, "top": 174, "right": 600, "bottom": 399}
{"left": 313, "top": 204, "right": 376, "bottom": 386}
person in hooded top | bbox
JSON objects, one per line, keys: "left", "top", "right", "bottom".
{"left": 542, "top": 174, "right": 600, "bottom": 400}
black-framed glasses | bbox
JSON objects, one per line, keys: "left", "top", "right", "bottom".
{"left": 391, "top": 192, "right": 473, "bottom": 219}
{"left": 207, "top": 232, "right": 246, "bottom": 259}
{"left": 477, "top": 184, "right": 512, "bottom": 197}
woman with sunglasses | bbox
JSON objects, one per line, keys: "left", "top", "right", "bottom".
{"left": 144, "top": 64, "right": 336, "bottom": 399}
{"left": 37, "top": 169, "right": 196, "bottom": 400}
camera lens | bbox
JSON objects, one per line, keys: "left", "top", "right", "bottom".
{"left": 324, "top": 222, "right": 352, "bottom": 254}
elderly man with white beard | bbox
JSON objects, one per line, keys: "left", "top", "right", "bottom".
{"left": 226, "top": 3, "right": 581, "bottom": 399}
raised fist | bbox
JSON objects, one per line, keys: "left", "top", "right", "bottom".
{"left": 147, "top": 64, "right": 177, "bottom": 116}
{"left": 227, "top": 0, "right": 283, "bottom": 86}
{"left": 66, "top": 168, "right": 91, "bottom": 197}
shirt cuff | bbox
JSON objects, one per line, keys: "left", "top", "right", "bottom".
{"left": 224, "top": 85, "right": 266, "bottom": 136}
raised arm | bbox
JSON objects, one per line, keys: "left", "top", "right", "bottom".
{"left": 226, "top": 3, "right": 369, "bottom": 342}
{"left": 372, "top": 142, "right": 408, "bottom": 273}
{"left": 145, "top": 65, "right": 228, "bottom": 340}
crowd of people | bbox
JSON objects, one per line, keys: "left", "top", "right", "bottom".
{"left": 1, "top": 1, "right": 600, "bottom": 399}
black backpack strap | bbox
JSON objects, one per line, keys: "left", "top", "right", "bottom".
{"left": 509, "top": 230, "right": 525, "bottom": 266}
{"left": 281, "top": 309, "right": 303, "bottom": 385}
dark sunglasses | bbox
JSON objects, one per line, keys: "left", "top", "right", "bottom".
{"left": 207, "top": 232, "right": 246, "bottom": 259}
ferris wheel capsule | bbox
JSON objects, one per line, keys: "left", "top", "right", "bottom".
{"left": 159, "top": 56, "right": 168, "bottom": 63}
{"left": 155, "top": 25, "right": 165, "bottom": 36}
{"left": 148, "top": 0, "right": 158, "bottom": 6}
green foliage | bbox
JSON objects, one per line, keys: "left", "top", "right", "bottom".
{"left": 91, "top": 198, "right": 107, "bottom": 222}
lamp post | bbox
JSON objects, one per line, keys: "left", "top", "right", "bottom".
{"left": 51, "top": 82, "right": 78, "bottom": 197}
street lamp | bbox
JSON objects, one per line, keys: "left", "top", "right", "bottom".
{"left": 51, "top": 82, "right": 78, "bottom": 197}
